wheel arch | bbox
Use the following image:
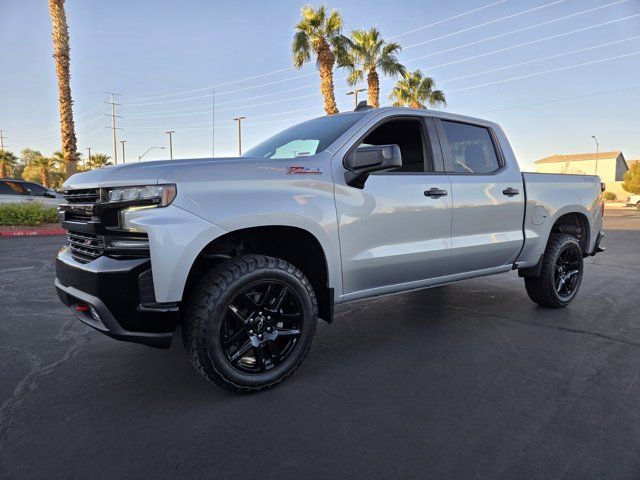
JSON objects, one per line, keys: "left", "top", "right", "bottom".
{"left": 182, "top": 225, "right": 335, "bottom": 323}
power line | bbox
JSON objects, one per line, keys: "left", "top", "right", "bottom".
{"left": 436, "top": 35, "right": 640, "bottom": 85}
{"left": 118, "top": 0, "right": 517, "bottom": 104}
{"left": 122, "top": 4, "right": 637, "bottom": 115}
{"left": 403, "top": 0, "right": 566, "bottom": 50}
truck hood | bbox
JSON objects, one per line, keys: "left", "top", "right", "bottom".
{"left": 61, "top": 157, "right": 291, "bottom": 189}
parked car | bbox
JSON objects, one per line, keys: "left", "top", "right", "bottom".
{"left": 55, "top": 107, "right": 605, "bottom": 392}
{"left": 0, "top": 178, "right": 62, "bottom": 208}
{"left": 625, "top": 194, "right": 640, "bottom": 209}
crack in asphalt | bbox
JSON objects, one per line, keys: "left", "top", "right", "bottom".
{"left": 0, "top": 318, "right": 91, "bottom": 450}
{"left": 448, "top": 305, "right": 640, "bottom": 349}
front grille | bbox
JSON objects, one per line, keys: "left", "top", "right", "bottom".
{"left": 63, "top": 188, "right": 100, "bottom": 204}
{"left": 67, "top": 231, "right": 104, "bottom": 262}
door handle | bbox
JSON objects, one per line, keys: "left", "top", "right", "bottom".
{"left": 502, "top": 187, "right": 520, "bottom": 197}
{"left": 424, "top": 187, "right": 448, "bottom": 198}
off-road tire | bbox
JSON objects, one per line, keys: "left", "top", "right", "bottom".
{"left": 524, "top": 233, "right": 584, "bottom": 308}
{"left": 182, "top": 255, "right": 317, "bottom": 393}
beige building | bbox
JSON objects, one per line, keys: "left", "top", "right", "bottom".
{"left": 534, "top": 151, "right": 631, "bottom": 198}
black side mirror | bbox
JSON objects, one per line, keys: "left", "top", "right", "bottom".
{"left": 344, "top": 144, "right": 402, "bottom": 188}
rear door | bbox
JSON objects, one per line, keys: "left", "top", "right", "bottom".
{"left": 435, "top": 119, "right": 524, "bottom": 274}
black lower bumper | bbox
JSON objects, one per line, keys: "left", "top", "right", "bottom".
{"left": 55, "top": 247, "right": 179, "bottom": 348}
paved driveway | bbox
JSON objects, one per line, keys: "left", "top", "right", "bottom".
{"left": 1, "top": 211, "right": 639, "bottom": 479}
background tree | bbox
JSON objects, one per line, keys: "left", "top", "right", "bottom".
{"left": 345, "top": 28, "right": 404, "bottom": 108}
{"left": 21, "top": 149, "right": 60, "bottom": 188}
{"left": 292, "top": 5, "right": 349, "bottom": 115}
{"left": 0, "top": 150, "right": 18, "bottom": 178}
{"left": 88, "top": 153, "right": 112, "bottom": 169}
{"left": 48, "top": 0, "right": 79, "bottom": 178}
{"left": 390, "top": 70, "right": 446, "bottom": 109}
{"left": 622, "top": 163, "right": 640, "bottom": 194}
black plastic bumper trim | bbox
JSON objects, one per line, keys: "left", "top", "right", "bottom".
{"left": 56, "top": 279, "right": 173, "bottom": 348}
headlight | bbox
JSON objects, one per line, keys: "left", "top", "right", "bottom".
{"left": 103, "top": 184, "right": 176, "bottom": 206}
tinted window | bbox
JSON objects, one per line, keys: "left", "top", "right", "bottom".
{"left": 24, "top": 183, "right": 47, "bottom": 196}
{"left": 244, "top": 112, "right": 366, "bottom": 159}
{"left": 0, "top": 181, "right": 27, "bottom": 195}
{"left": 358, "top": 118, "right": 431, "bottom": 173}
{"left": 441, "top": 121, "right": 500, "bottom": 174}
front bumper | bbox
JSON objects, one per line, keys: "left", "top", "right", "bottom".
{"left": 55, "top": 246, "right": 179, "bottom": 348}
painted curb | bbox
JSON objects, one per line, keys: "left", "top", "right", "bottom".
{"left": 0, "top": 228, "right": 66, "bottom": 237}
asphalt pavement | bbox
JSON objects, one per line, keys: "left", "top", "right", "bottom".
{"left": 1, "top": 209, "right": 639, "bottom": 479}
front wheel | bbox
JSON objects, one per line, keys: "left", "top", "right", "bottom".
{"left": 182, "top": 255, "right": 317, "bottom": 393}
{"left": 524, "top": 234, "right": 584, "bottom": 308}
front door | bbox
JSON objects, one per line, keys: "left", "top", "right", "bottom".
{"left": 333, "top": 115, "right": 452, "bottom": 298}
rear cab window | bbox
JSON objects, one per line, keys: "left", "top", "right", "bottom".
{"left": 0, "top": 181, "right": 27, "bottom": 195}
{"left": 440, "top": 120, "right": 501, "bottom": 174}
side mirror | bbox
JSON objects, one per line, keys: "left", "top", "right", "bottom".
{"left": 344, "top": 144, "right": 402, "bottom": 188}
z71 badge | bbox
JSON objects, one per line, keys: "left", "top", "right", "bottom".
{"left": 287, "top": 166, "right": 322, "bottom": 175}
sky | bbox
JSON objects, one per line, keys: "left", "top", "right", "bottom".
{"left": 0, "top": 0, "right": 639, "bottom": 169}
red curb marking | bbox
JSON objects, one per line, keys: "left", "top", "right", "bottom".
{"left": 0, "top": 228, "right": 66, "bottom": 237}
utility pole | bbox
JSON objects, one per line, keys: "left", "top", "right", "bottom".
{"left": 86, "top": 147, "right": 92, "bottom": 170}
{"left": 591, "top": 135, "right": 599, "bottom": 175}
{"left": 120, "top": 140, "right": 127, "bottom": 163}
{"left": 105, "top": 92, "right": 122, "bottom": 164}
{"left": 346, "top": 88, "right": 367, "bottom": 109}
{"left": 0, "top": 130, "right": 6, "bottom": 152}
{"left": 233, "top": 116, "right": 246, "bottom": 156}
{"left": 166, "top": 130, "right": 175, "bottom": 159}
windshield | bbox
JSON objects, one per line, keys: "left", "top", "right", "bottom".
{"left": 243, "top": 112, "right": 366, "bottom": 159}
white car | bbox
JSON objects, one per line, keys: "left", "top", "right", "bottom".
{"left": 626, "top": 194, "right": 640, "bottom": 210}
{"left": 0, "top": 178, "right": 62, "bottom": 208}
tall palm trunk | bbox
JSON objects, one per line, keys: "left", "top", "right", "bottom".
{"left": 0, "top": 163, "right": 7, "bottom": 179}
{"left": 48, "top": 0, "right": 78, "bottom": 178}
{"left": 367, "top": 68, "right": 380, "bottom": 108}
{"left": 316, "top": 39, "right": 338, "bottom": 115}
{"left": 410, "top": 101, "right": 421, "bottom": 109}
{"left": 40, "top": 168, "right": 49, "bottom": 188}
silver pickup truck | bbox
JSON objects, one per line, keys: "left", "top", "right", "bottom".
{"left": 55, "top": 107, "right": 605, "bottom": 392}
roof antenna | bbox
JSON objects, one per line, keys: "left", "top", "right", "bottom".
{"left": 355, "top": 100, "right": 372, "bottom": 111}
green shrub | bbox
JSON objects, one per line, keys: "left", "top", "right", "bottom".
{"left": 0, "top": 202, "right": 58, "bottom": 226}
{"left": 603, "top": 191, "right": 617, "bottom": 202}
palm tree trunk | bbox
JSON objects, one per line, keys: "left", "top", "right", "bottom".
{"left": 410, "top": 101, "right": 421, "bottom": 109}
{"left": 48, "top": 0, "right": 78, "bottom": 179}
{"left": 41, "top": 168, "right": 49, "bottom": 188}
{"left": 0, "top": 163, "right": 7, "bottom": 179}
{"left": 367, "top": 68, "right": 380, "bottom": 108}
{"left": 316, "top": 39, "right": 338, "bottom": 115}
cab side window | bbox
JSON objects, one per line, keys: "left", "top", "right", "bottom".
{"left": 24, "top": 183, "right": 47, "bottom": 196}
{"left": 441, "top": 121, "right": 500, "bottom": 174}
{"left": 358, "top": 118, "right": 433, "bottom": 173}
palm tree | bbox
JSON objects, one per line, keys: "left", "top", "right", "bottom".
{"left": 345, "top": 28, "right": 405, "bottom": 108}
{"left": 29, "top": 154, "right": 60, "bottom": 188}
{"left": 0, "top": 150, "right": 18, "bottom": 178}
{"left": 88, "top": 153, "right": 112, "bottom": 169}
{"left": 292, "top": 5, "right": 349, "bottom": 115}
{"left": 390, "top": 70, "right": 446, "bottom": 109}
{"left": 48, "top": 0, "right": 79, "bottom": 178}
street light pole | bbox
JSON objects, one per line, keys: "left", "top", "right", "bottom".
{"left": 233, "top": 116, "right": 246, "bottom": 156}
{"left": 86, "top": 147, "right": 92, "bottom": 170}
{"left": 120, "top": 140, "right": 127, "bottom": 163}
{"left": 166, "top": 130, "right": 175, "bottom": 159}
{"left": 138, "top": 146, "right": 165, "bottom": 162}
{"left": 346, "top": 88, "right": 367, "bottom": 109}
{"left": 591, "top": 135, "right": 599, "bottom": 175}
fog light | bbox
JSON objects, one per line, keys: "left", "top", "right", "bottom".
{"left": 105, "top": 238, "right": 150, "bottom": 250}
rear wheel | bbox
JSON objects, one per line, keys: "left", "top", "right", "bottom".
{"left": 182, "top": 255, "right": 317, "bottom": 393}
{"left": 524, "top": 234, "right": 584, "bottom": 308}
{"left": 636, "top": 201, "right": 640, "bottom": 211}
